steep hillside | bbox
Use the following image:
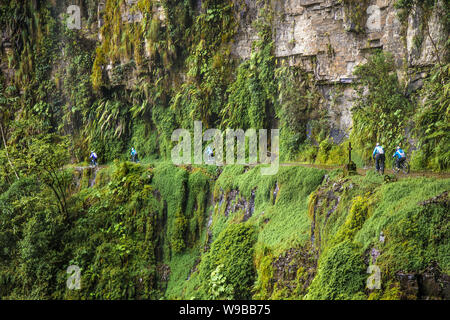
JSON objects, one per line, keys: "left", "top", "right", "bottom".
{"left": 0, "top": 161, "right": 448, "bottom": 299}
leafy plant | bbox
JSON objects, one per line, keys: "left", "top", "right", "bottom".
{"left": 209, "top": 264, "right": 234, "bottom": 300}
{"left": 411, "top": 63, "right": 450, "bottom": 171}
{"left": 198, "top": 223, "right": 257, "bottom": 299}
{"left": 350, "top": 51, "right": 412, "bottom": 163}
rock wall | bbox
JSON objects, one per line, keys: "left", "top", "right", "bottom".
{"left": 231, "top": 0, "right": 447, "bottom": 139}
{"left": 1, "top": 0, "right": 447, "bottom": 142}
{"left": 96, "top": 0, "right": 445, "bottom": 140}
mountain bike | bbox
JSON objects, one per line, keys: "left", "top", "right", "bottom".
{"left": 393, "top": 159, "right": 410, "bottom": 174}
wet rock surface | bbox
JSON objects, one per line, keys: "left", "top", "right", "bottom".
{"left": 157, "top": 264, "right": 171, "bottom": 282}
{"left": 219, "top": 188, "right": 256, "bottom": 222}
{"left": 396, "top": 263, "right": 450, "bottom": 300}
{"left": 242, "top": 189, "right": 256, "bottom": 222}
{"left": 309, "top": 177, "right": 346, "bottom": 248}
{"left": 72, "top": 166, "right": 99, "bottom": 190}
{"left": 272, "top": 182, "right": 279, "bottom": 205}
{"left": 418, "top": 190, "right": 449, "bottom": 207}
{"left": 270, "top": 246, "right": 318, "bottom": 297}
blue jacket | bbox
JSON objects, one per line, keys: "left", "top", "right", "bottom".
{"left": 372, "top": 146, "right": 384, "bottom": 158}
{"left": 90, "top": 152, "right": 97, "bottom": 160}
{"left": 393, "top": 149, "right": 406, "bottom": 159}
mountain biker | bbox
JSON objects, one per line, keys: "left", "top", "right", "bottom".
{"left": 90, "top": 151, "right": 98, "bottom": 166}
{"left": 205, "top": 145, "right": 213, "bottom": 163}
{"left": 372, "top": 143, "right": 385, "bottom": 174}
{"left": 393, "top": 146, "right": 406, "bottom": 170}
{"left": 131, "top": 147, "right": 137, "bottom": 162}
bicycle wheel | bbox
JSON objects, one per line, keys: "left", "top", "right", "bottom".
{"left": 401, "top": 161, "right": 410, "bottom": 174}
{"left": 392, "top": 163, "right": 398, "bottom": 174}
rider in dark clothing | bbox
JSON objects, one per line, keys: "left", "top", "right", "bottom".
{"left": 372, "top": 143, "right": 385, "bottom": 174}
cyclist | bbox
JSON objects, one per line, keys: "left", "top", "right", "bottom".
{"left": 131, "top": 147, "right": 138, "bottom": 162}
{"left": 393, "top": 146, "right": 406, "bottom": 170}
{"left": 205, "top": 145, "right": 213, "bottom": 163}
{"left": 372, "top": 143, "right": 385, "bottom": 174}
{"left": 90, "top": 151, "right": 98, "bottom": 166}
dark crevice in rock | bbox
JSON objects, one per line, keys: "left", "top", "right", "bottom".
{"left": 242, "top": 188, "right": 256, "bottom": 222}
{"left": 272, "top": 182, "right": 279, "bottom": 205}
{"left": 418, "top": 191, "right": 449, "bottom": 207}
{"left": 396, "top": 262, "right": 450, "bottom": 300}
{"left": 269, "top": 245, "right": 318, "bottom": 297}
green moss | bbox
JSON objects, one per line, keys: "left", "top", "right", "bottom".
{"left": 197, "top": 223, "right": 257, "bottom": 299}
{"left": 381, "top": 283, "right": 401, "bottom": 300}
{"left": 213, "top": 165, "right": 325, "bottom": 254}
{"left": 353, "top": 177, "right": 450, "bottom": 273}
{"left": 314, "top": 139, "right": 347, "bottom": 165}
{"left": 304, "top": 165, "right": 450, "bottom": 300}
{"left": 152, "top": 162, "right": 188, "bottom": 256}
{"left": 164, "top": 246, "right": 203, "bottom": 299}
{"left": 185, "top": 169, "right": 210, "bottom": 244}
{"left": 339, "top": 0, "right": 370, "bottom": 33}
{"left": 252, "top": 247, "right": 274, "bottom": 300}
{"left": 332, "top": 195, "right": 371, "bottom": 245}
{"left": 305, "top": 240, "right": 366, "bottom": 300}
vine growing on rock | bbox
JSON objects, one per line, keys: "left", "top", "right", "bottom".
{"left": 220, "top": 12, "right": 276, "bottom": 131}
{"left": 339, "top": 0, "right": 370, "bottom": 33}
{"left": 410, "top": 63, "right": 450, "bottom": 171}
{"left": 276, "top": 65, "right": 326, "bottom": 161}
{"left": 395, "top": 0, "right": 450, "bottom": 67}
{"left": 350, "top": 51, "right": 412, "bottom": 163}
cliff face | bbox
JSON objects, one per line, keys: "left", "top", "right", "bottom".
{"left": 0, "top": 0, "right": 446, "bottom": 143}
{"left": 234, "top": 0, "right": 444, "bottom": 73}
{"left": 88, "top": 0, "right": 446, "bottom": 139}
{"left": 231, "top": 0, "right": 446, "bottom": 138}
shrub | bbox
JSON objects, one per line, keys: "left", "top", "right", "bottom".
{"left": 351, "top": 51, "right": 411, "bottom": 163}
{"left": 198, "top": 223, "right": 257, "bottom": 299}
{"left": 305, "top": 240, "right": 366, "bottom": 300}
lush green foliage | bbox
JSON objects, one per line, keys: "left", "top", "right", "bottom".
{"left": 305, "top": 240, "right": 366, "bottom": 300}
{"left": 351, "top": 51, "right": 412, "bottom": 163}
{"left": 410, "top": 64, "right": 450, "bottom": 171}
{"left": 0, "top": 153, "right": 448, "bottom": 300}
{"left": 197, "top": 223, "right": 257, "bottom": 299}
{"left": 0, "top": 0, "right": 449, "bottom": 301}
{"left": 306, "top": 168, "right": 449, "bottom": 300}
